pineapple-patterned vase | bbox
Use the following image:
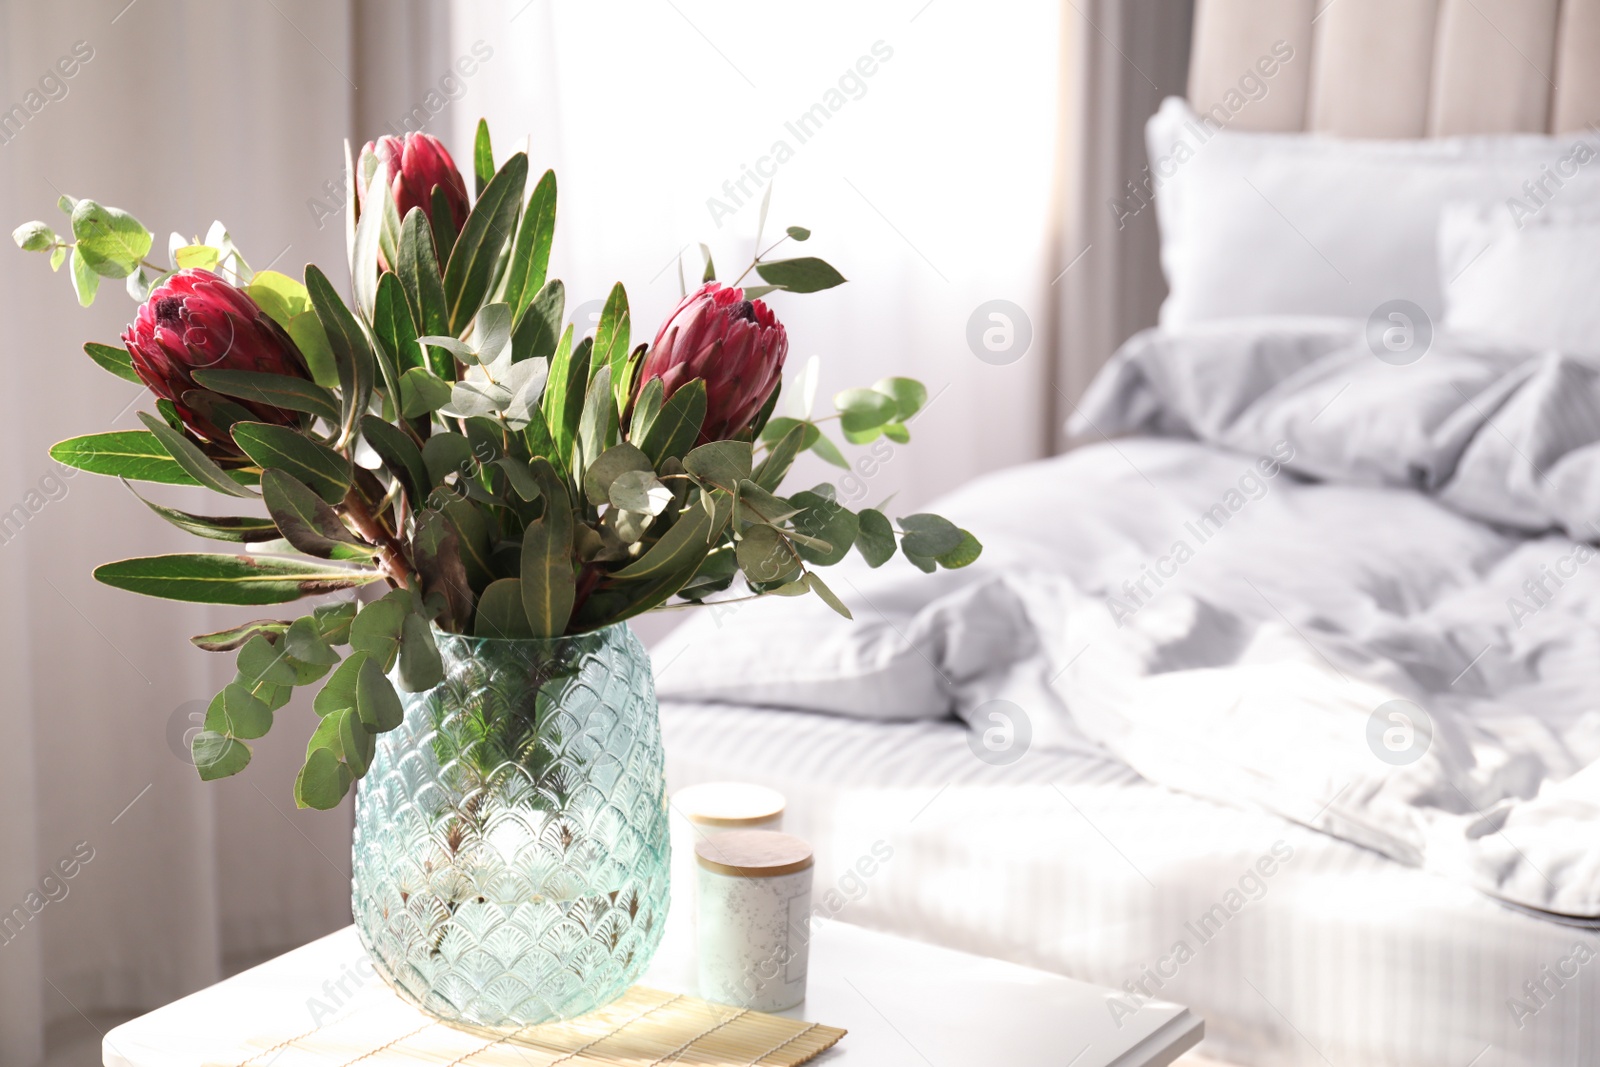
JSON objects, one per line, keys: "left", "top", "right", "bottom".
{"left": 351, "top": 623, "right": 670, "bottom": 1028}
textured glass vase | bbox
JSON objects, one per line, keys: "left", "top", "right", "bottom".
{"left": 351, "top": 622, "right": 670, "bottom": 1028}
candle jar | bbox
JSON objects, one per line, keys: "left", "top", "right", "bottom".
{"left": 695, "top": 831, "right": 814, "bottom": 1012}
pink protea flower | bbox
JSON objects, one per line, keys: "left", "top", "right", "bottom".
{"left": 359, "top": 132, "right": 471, "bottom": 235}
{"left": 122, "top": 269, "right": 309, "bottom": 444}
{"left": 636, "top": 282, "right": 789, "bottom": 441}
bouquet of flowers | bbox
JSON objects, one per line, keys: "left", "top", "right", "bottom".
{"left": 14, "top": 124, "right": 979, "bottom": 810}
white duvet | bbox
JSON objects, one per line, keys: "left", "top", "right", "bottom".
{"left": 655, "top": 320, "right": 1600, "bottom": 921}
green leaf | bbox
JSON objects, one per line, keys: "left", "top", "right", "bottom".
{"left": 397, "top": 613, "right": 443, "bottom": 693}
{"left": 231, "top": 423, "right": 350, "bottom": 505}
{"left": 505, "top": 169, "right": 558, "bottom": 319}
{"left": 575, "top": 364, "right": 617, "bottom": 486}
{"left": 68, "top": 247, "right": 99, "bottom": 306}
{"left": 360, "top": 415, "right": 428, "bottom": 510}
{"left": 737, "top": 479, "right": 801, "bottom": 525}
{"left": 936, "top": 528, "right": 983, "bottom": 569}
{"left": 700, "top": 243, "right": 716, "bottom": 284}
{"left": 373, "top": 270, "right": 423, "bottom": 373}
{"left": 349, "top": 594, "right": 408, "bottom": 671}
{"left": 593, "top": 283, "right": 631, "bottom": 403}
{"left": 134, "top": 412, "right": 258, "bottom": 499}
{"left": 313, "top": 651, "right": 370, "bottom": 716}
{"left": 753, "top": 421, "right": 807, "bottom": 492}
{"left": 835, "top": 387, "right": 898, "bottom": 442}
{"left": 789, "top": 491, "right": 858, "bottom": 566}
{"left": 191, "top": 619, "right": 291, "bottom": 652}
{"left": 876, "top": 377, "right": 928, "bottom": 420}
{"left": 398, "top": 367, "right": 452, "bottom": 418}
{"left": 429, "top": 185, "right": 459, "bottom": 267}
{"left": 611, "top": 489, "right": 725, "bottom": 581}
{"left": 12, "top": 220, "right": 55, "bottom": 251}
{"left": 314, "top": 599, "right": 359, "bottom": 644}
{"left": 512, "top": 279, "right": 564, "bottom": 364}
{"left": 639, "top": 379, "right": 706, "bottom": 467}
{"left": 70, "top": 199, "right": 152, "bottom": 277}
{"left": 584, "top": 443, "right": 653, "bottom": 506}
{"left": 805, "top": 571, "right": 852, "bottom": 619}
{"left": 444, "top": 152, "right": 528, "bottom": 334}
{"left": 294, "top": 746, "right": 351, "bottom": 809}
{"left": 786, "top": 226, "right": 812, "bottom": 241}
{"left": 443, "top": 498, "right": 494, "bottom": 587}
{"left": 396, "top": 208, "right": 451, "bottom": 377}
{"left": 755, "top": 256, "right": 846, "bottom": 294}
{"left": 193, "top": 731, "right": 251, "bottom": 781}
{"left": 629, "top": 377, "right": 665, "bottom": 444}
{"left": 737, "top": 524, "right": 801, "bottom": 584}
{"left": 286, "top": 312, "right": 339, "bottom": 389}
{"left": 357, "top": 655, "right": 405, "bottom": 730}
{"left": 129, "top": 484, "right": 278, "bottom": 543}
{"left": 810, "top": 431, "right": 849, "bottom": 469}
{"left": 84, "top": 342, "right": 141, "bottom": 384}
{"left": 684, "top": 440, "right": 753, "bottom": 492}
{"left": 206, "top": 682, "right": 272, "bottom": 740}
{"left": 542, "top": 331, "right": 592, "bottom": 473}
{"left": 46, "top": 431, "right": 200, "bottom": 486}
{"left": 338, "top": 706, "right": 375, "bottom": 776}
{"left": 475, "top": 578, "right": 534, "bottom": 638}
{"left": 304, "top": 265, "right": 376, "bottom": 446}
{"left": 422, "top": 431, "right": 475, "bottom": 490}
{"left": 899, "top": 513, "right": 963, "bottom": 557}
{"left": 192, "top": 369, "right": 340, "bottom": 424}
{"left": 95, "top": 553, "right": 382, "bottom": 605}
{"left": 235, "top": 633, "right": 299, "bottom": 688}
{"left": 412, "top": 510, "right": 473, "bottom": 630}
{"left": 855, "top": 508, "right": 896, "bottom": 568}
{"left": 260, "top": 469, "right": 368, "bottom": 559}
{"left": 520, "top": 458, "right": 575, "bottom": 637}
{"left": 473, "top": 118, "right": 494, "bottom": 197}
{"left": 246, "top": 271, "right": 312, "bottom": 329}
{"left": 284, "top": 616, "right": 340, "bottom": 666}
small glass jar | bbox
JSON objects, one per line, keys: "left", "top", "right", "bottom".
{"left": 695, "top": 831, "right": 814, "bottom": 1012}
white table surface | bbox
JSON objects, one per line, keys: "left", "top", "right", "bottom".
{"left": 105, "top": 918, "right": 1201, "bottom": 1067}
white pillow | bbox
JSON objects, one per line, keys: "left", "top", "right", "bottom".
{"left": 1145, "top": 97, "right": 1600, "bottom": 329}
{"left": 1439, "top": 202, "right": 1600, "bottom": 357}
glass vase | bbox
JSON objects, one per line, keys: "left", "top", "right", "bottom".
{"left": 351, "top": 622, "right": 670, "bottom": 1028}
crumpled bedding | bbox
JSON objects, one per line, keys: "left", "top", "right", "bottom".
{"left": 654, "top": 320, "right": 1600, "bottom": 920}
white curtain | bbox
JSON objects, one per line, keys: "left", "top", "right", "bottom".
{"left": 0, "top": 2, "right": 1106, "bottom": 1063}
{"left": 0, "top": 3, "right": 445, "bottom": 1064}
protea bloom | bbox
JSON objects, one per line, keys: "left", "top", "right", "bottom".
{"left": 359, "top": 132, "right": 471, "bottom": 236}
{"left": 123, "top": 269, "right": 310, "bottom": 444}
{"left": 637, "top": 282, "right": 789, "bottom": 440}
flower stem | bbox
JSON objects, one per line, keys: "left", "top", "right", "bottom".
{"left": 342, "top": 488, "right": 414, "bottom": 590}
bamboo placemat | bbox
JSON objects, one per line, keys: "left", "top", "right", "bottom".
{"left": 209, "top": 985, "right": 845, "bottom": 1067}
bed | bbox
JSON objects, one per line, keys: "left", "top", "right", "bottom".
{"left": 658, "top": 4, "right": 1600, "bottom": 1064}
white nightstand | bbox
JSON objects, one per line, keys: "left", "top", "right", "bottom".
{"left": 105, "top": 919, "right": 1201, "bottom": 1067}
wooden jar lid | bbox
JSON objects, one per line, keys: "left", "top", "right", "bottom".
{"left": 695, "top": 830, "right": 814, "bottom": 878}
{"left": 674, "top": 782, "right": 786, "bottom": 828}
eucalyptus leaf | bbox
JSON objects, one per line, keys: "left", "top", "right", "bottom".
{"left": 684, "top": 440, "right": 753, "bottom": 492}
{"left": 194, "top": 731, "right": 251, "bottom": 782}
{"left": 898, "top": 513, "right": 963, "bottom": 558}
{"left": 397, "top": 613, "right": 443, "bottom": 693}
{"left": 854, "top": 508, "right": 896, "bottom": 568}
{"left": 736, "top": 524, "right": 801, "bottom": 584}
{"left": 294, "top": 746, "right": 350, "bottom": 809}
{"left": 205, "top": 682, "right": 272, "bottom": 740}
{"left": 754, "top": 256, "right": 846, "bottom": 294}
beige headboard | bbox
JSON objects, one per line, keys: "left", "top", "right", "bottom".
{"left": 1188, "top": 0, "right": 1600, "bottom": 136}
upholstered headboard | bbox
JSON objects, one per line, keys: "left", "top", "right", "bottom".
{"left": 1188, "top": 0, "right": 1600, "bottom": 136}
